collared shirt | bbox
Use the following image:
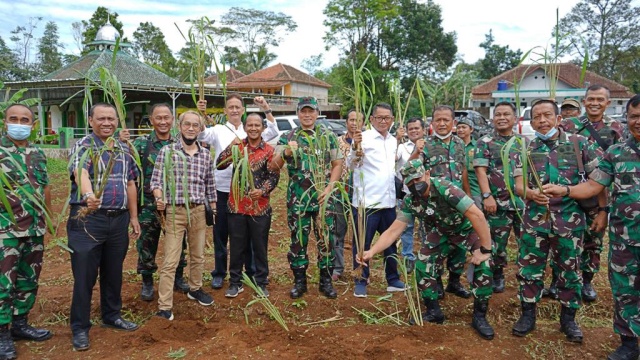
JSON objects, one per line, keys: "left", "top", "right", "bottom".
{"left": 198, "top": 120, "right": 278, "bottom": 193}
{"left": 69, "top": 133, "right": 138, "bottom": 210}
{"left": 396, "top": 139, "right": 417, "bottom": 194}
{"left": 421, "top": 135, "right": 466, "bottom": 187}
{"left": 133, "top": 131, "right": 177, "bottom": 206}
{"left": 348, "top": 128, "right": 397, "bottom": 209}
{"left": 216, "top": 138, "right": 279, "bottom": 216}
{"left": 589, "top": 137, "right": 640, "bottom": 246}
{"left": 473, "top": 131, "right": 526, "bottom": 211}
{"left": 150, "top": 140, "right": 216, "bottom": 205}
{"left": 514, "top": 130, "right": 601, "bottom": 235}
{"left": 0, "top": 136, "right": 49, "bottom": 239}
{"left": 463, "top": 138, "right": 481, "bottom": 197}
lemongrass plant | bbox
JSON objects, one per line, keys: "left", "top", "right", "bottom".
{"left": 229, "top": 144, "right": 257, "bottom": 209}
{"left": 415, "top": 78, "right": 428, "bottom": 121}
{"left": 241, "top": 272, "right": 288, "bottom": 331}
{"left": 391, "top": 254, "right": 422, "bottom": 326}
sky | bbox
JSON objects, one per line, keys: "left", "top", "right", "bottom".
{"left": 0, "top": 0, "right": 583, "bottom": 72}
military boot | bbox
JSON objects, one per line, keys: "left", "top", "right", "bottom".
{"left": 559, "top": 306, "right": 583, "bottom": 343}
{"left": 512, "top": 302, "right": 536, "bottom": 337}
{"left": 422, "top": 298, "right": 445, "bottom": 324}
{"left": 174, "top": 267, "right": 190, "bottom": 294}
{"left": 581, "top": 271, "right": 597, "bottom": 302}
{"left": 11, "top": 315, "right": 51, "bottom": 342}
{"left": 471, "top": 299, "right": 495, "bottom": 340}
{"left": 548, "top": 272, "right": 559, "bottom": 300}
{"left": 445, "top": 273, "right": 471, "bottom": 299}
{"left": 436, "top": 276, "right": 445, "bottom": 300}
{"left": 318, "top": 269, "right": 337, "bottom": 299}
{"left": 289, "top": 269, "right": 307, "bottom": 299}
{"left": 492, "top": 267, "right": 505, "bottom": 293}
{"left": 607, "top": 335, "right": 639, "bottom": 360}
{"left": 141, "top": 274, "right": 154, "bottom": 301}
{"left": 0, "top": 325, "right": 16, "bottom": 360}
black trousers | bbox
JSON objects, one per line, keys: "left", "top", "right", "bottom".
{"left": 67, "top": 206, "right": 130, "bottom": 334}
{"left": 228, "top": 213, "right": 271, "bottom": 286}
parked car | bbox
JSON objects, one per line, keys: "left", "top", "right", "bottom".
{"left": 517, "top": 106, "right": 535, "bottom": 140}
{"left": 317, "top": 118, "right": 347, "bottom": 137}
{"left": 269, "top": 115, "right": 330, "bottom": 145}
{"left": 455, "top": 110, "right": 492, "bottom": 140}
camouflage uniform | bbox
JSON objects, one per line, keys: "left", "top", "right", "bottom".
{"left": 560, "top": 115, "right": 624, "bottom": 274}
{"left": 0, "top": 135, "right": 48, "bottom": 325}
{"left": 132, "top": 131, "right": 187, "bottom": 276}
{"left": 514, "top": 130, "right": 601, "bottom": 309}
{"left": 589, "top": 137, "right": 640, "bottom": 337}
{"left": 473, "top": 132, "right": 525, "bottom": 271}
{"left": 420, "top": 135, "right": 468, "bottom": 276}
{"left": 464, "top": 138, "right": 481, "bottom": 205}
{"left": 277, "top": 125, "right": 342, "bottom": 270}
{"left": 399, "top": 163, "right": 493, "bottom": 301}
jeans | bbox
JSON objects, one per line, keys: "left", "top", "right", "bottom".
{"left": 352, "top": 207, "right": 399, "bottom": 285}
{"left": 398, "top": 200, "right": 416, "bottom": 261}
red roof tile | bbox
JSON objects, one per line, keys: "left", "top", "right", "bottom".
{"left": 228, "top": 63, "right": 331, "bottom": 89}
{"left": 204, "top": 67, "right": 246, "bottom": 83}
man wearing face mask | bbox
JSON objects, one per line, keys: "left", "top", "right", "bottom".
{"left": 0, "top": 105, "right": 52, "bottom": 359}
{"left": 511, "top": 99, "right": 603, "bottom": 343}
{"left": 410, "top": 105, "right": 471, "bottom": 299}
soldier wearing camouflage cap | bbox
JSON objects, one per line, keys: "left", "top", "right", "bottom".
{"left": 359, "top": 159, "right": 495, "bottom": 340}
{"left": 0, "top": 104, "right": 52, "bottom": 359}
{"left": 544, "top": 94, "right": 640, "bottom": 360}
{"left": 512, "top": 99, "right": 603, "bottom": 343}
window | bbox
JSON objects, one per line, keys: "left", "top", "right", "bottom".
{"left": 276, "top": 119, "right": 291, "bottom": 130}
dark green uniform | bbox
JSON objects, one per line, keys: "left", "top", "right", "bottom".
{"left": 277, "top": 125, "right": 341, "bottom": 270}
{"left": 132, "top": 131, "right": 186, "bottom": 276}
{"left": 514, "top": 130, "right": 601, "bottom": 309}
{"left": 0, "top": 136, "right": 48, "bottom": 325}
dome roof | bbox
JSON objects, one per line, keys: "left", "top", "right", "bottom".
{"left": 95, "top": 23, "right": 121, "bottom": 42}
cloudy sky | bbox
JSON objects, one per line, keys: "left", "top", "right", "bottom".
{"left": 0, "top": 0, "right": 582, "bottom": 71}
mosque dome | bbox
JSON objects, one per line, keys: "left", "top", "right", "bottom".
{"left": 95, "top": 23, "right": 121, "bottom": 42}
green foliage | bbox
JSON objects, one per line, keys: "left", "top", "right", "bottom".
{"left": 132, "top": 22, "right": 177, "bottom": 77}
{"left": 0, "top": 36, "right": 21, "bottom": 82}
{"left": 478, "top": 29, "right": 523, "bottom": 80}
{"left": 241, "top": 273, "right": 289, "bottom": 331}
{"left": 46, "top": 158, "right": 67, "bottom": 175}
{"left": 0, "top": 80, "right": 41, "bottom": 126}
{"left": 8, "top": 17, "right": 42, "bottom": 81}
{"left": 37, "top": 21, "right": 63, "bottom": 76}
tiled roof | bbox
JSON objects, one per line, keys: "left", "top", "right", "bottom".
{"left": 228, "top": 63, "right": 331, "bottom": 89}
{"left": 472, "top": 63, "right": 634, "bottom": 100}
{"left": 41, "top": 50, "right": 182, "bottom": 88}
{"left": 204, "top": 68, "right": 246, "bottom": 83}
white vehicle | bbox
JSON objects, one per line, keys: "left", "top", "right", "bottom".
{"left": 517, "top": 107, "right": 535, "bottom": 139}
{"left": 269, "top": 115, "right": 327, "bottom": 145}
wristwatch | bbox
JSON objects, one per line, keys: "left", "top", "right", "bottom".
{"left": 479, "top": 246, "right": 492, "bottom": 254}
{"left": 263, "top": 109, "right": 272, "bottom": 114}
{"left": 481, "top": 192, "right": 492, "bottom": 200}
{"left": 598, "top": 206, "right": 610, "bottom": 213}
{"left": 81, "top": 192, "right": 94, "bottom": 201}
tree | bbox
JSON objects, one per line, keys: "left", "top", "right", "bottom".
{"left": 9, "top": 16, "right": 42, "bottom": 80}
{"left": 218, "top": 7, "right": 297, "bottom": 72}
{"left": 477, "top": 30, "right": 522, "bottom": 80}
{"left": 132, "top": 22, "right": 176, "bottom": 74}
{"left": 81, "top": 7, "right": 127, "bottom": 55}
{"left": 37, "top": 21, "right": 64, "bottom": 76}
{"left": 0, "top": 37, "right": 20, "bottom": 81}
{"left": 301, "top": 54, "right": 324, "bottom": 76}
{"left": 557, "top": 0, "right": 640, "bottom": 80}
{"left": 71, "top": 21, "right": 86, "bottom": 53}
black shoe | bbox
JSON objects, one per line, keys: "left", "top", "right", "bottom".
{"left": 187, "top": 289, "right": 214, "bottom": 306}
{"left": 445, "top": 274, "right": 472, "bottom": 299}
{"left": 289, "top": 269, "right": 307, "bottom": 299}
{"left": 102, "top": 318, "right": 139, "bottom": 332}
{"left": 560, "top": 306, "right": 583, "bottom": 343}
{"left": 11, "top": 315, "right": 52, "bottom": 341}
{"left": 405, "top": 258, "right": 416, "bottom": 274}
{"left": 225, "top": 284, "right": 244, "bottom": 298}
{"left": 174, "top": 275, "right": 190, "bottom": 294}
{"left": 548, "top": 281, "right": 559, "bottom": 300}
{"left": 541, "top": 287, "right": 550, "bottom": 297}
{"left": 492, "top": 270, "right": 505, "bottom": 293}
{"left": 0, "top": 326, "right": 16, "bottom": 359}
{"left": 422, "top": 299, "right": 445, "bottom": 324}
{"left": 141, "top": 274, "right": 154, "bottom": 301}
{"left": 72, "top": 331, "right": 89, "bottom": 352}
{"left": 471, "top": 299, "right": 494, "bottom": 340}
{"left": 513, "top": 302, "right": 536, "bottom": 337}
{"left": 607, "top": 336, "right": 640, "bottom": 360}
{"left": 319, "top": 271, "right": 338, "bottom": 299}
{"left": 436, "top": 276, "right": 445, "bottom": 300}
{"left": 156, "top": 310, "right": 174, "bottom": 321}
{"left": 211, "top": 276, "right": 224, "bottom": 289}
{"left": 258, "top": 285, "right": 269, "bottom": 298}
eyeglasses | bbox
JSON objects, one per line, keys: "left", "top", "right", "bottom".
{"left": 373, "top": 116, "right": 394, "bottom": 123}
{"left": 181, "top": 121, "right": 201, "bottom": 129}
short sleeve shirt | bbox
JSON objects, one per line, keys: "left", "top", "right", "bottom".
{"left": 421, "top": 136, "right": 466, "bottom": 187}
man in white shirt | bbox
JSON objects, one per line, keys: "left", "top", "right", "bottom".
{"left": 197, "top": 94, "right": 279, "bottom": 289}
{"left": 349, "top": 103, "right": 406, "bottom": 298}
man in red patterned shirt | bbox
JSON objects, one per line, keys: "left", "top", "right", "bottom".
{"left": 217, "top": 113, "right": 280, "bottom": 298}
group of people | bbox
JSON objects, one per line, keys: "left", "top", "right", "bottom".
{"left": 0, "top": 83, "right": 638, "bottom": 360}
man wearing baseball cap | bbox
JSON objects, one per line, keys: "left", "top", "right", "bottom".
{"left": 560, "top": 99, "right": 582, "bottom": 120}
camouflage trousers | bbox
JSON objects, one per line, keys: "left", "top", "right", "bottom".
{"left": 608, "top": 238, "right": 640, "bottom": 338}
{"left": 487, "top": 209, "right": 521, "bottom": 270}
{"left": 416, "top": 224, "right": 493, "bottom": 301}
{"left": 580, "top": 208, "right": 605, "bottom": 274}
{"left": 517, "top": 228, "right": 583, "bottom": 309}
{"left": 137, "top": 205, "right": 187, "bottom": 275}
{"left": 0, "top": 235, "right": 43, "bottom": 325}
{"left": 287, "top": 209, "right": 335, "bottom": 271}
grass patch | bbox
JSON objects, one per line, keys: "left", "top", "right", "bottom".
{"left": 46, "top": 157, "right": 68, "bottom": 175}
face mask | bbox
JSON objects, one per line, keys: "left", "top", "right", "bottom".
{"left": 434, "top": 131, "right": 452, "bottom": 140}
{"left": 7, "top": 124, "right": 32, "bottom": 141}
{"left": 534, "top": 127, "right": 558, "bottom": 141}
{"left": 408, "top": 181, "right": 428, "bottom": 198}
{"left": 181, "top": 134, "right": 197, "bottom": 145}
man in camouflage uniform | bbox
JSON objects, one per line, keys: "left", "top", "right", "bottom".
{"left": 411, "top": 105, "right": 471, "bottom": 299}
{"left": 512, "top": 100, "right": 602, "bottom": 343}
{"left": 359, "top": 159, "right": 494, "bottom": 340}
{"left": 544, "top": 94, "right": 640, "bottom": 360}
{"left": 474, "top": 101, "right": 525, "bottom": 293}
{"left": 0, "top": 104, "right": 52, "bottom": 359}
{"left": 559, "top": 86, "right": 624, "bottom": 302}
{"left": 270, "top": 97, "right": 343, "bottom": 299}
{"left": 129, "top": 104, "right": 189, "bottom": 300}
{"left": 456, "top": 116, "right": 481, "bottom": 207}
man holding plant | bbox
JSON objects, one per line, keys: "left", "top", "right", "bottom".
{"left": 270, "top": 97, "right": 343, "bottom": 299}
{"left": 67, "top": 103, "right": 141, "bottom": 351}
{"left": 0, "top": 104, "right": 52, "bottom": 359}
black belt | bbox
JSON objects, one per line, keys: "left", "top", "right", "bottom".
{"left": 96, "top": 208, "right": 128, "bottom": 217}
{"left": 174, "top": 203, "right": 203, "bottom": 209}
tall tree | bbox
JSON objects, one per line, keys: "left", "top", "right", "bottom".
{"left": 0, "top": 36, "right": 20, "bottom": 81}
{"left": 132, "top": 22, "right": 176, "bottom": 74}
{"left": 477, "top": 30, "right": 522, "bottom": 80}
{"left": 301, "top": 54, "right": 324, "bottom": 76}
{"left": 9, "top": 16, "right": 42, "bottom": 79}
{"left": 557, "top": 0, "right": 640, "bottom": 80}
{"left": 81, "top": 7, "right": 127, "bottom": 55}
{"left": 37, "top": 21, "right": 64, "bottom": 76}
{"left": 71, "top": 21, "right": 86, "bottom": 53}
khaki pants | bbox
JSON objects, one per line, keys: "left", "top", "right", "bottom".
{"left": 158, "top": 204, "right": 206, "bottom": 310}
